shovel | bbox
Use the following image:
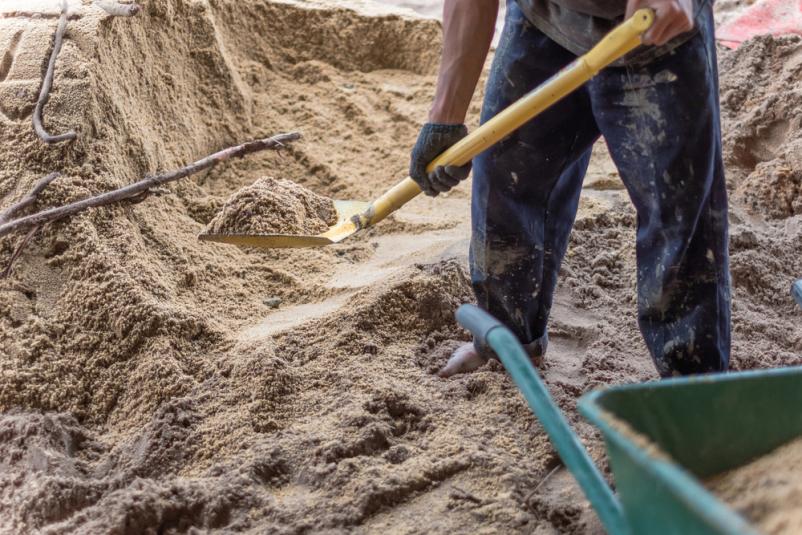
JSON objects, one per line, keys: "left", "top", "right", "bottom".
{"left": 199, "top": 9, "right": 654, "bottom": 249}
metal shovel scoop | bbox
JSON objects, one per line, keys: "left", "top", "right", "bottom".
{"left": 199, "top": 10, "right": 654, "bottom": 249}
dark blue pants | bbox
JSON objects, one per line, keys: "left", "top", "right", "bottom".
{"left": 471, "top": 2, "right": 730, "bottom": 377}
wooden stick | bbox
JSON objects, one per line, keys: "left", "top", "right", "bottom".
{"left": 0, "top": 133, "right": 301, "bottom": 238}
{"left": 0, "top": 173, "right": 60, "bottom": 225}
{"left": 33, "top": 0, "right": 77, "bottom": 144}
{"left": 93, "top": 0, "right": 141, "bottom": 17}
{"left": 1, "top": 225, "right": 39, "bottom": 278}
{"left": 525, "top": 464, "right": 562, "bottom": 506}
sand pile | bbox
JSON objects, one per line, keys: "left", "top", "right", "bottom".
{"left": 0, "top": 0, "right": 800, "bottom": 533}
{"left": 708, "top": 436, "right": 802, "bottom": 534}
{"left": 205, "top": 177, "right": 338, "bottom": 236}
{"left": 1, "top": 1, "right": 567, "bottom": 533}
{"left": 718, "top": 35, "right": 802, "bottom": 371}
{"left": 721, "top": 35, "right": 802, "bottom": 220}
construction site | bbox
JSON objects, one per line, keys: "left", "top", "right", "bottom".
{"left": 0, "top": 0, "right": 801, "bottom": 533}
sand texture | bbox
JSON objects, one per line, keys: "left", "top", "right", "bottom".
{"left": 721, "top": 34, "right": 802, "bottom": 220}
{"left": 0, "top": 0, "right": 800, "bottom": 533}
{"left": 708, "top": 436, "right": 802, "bottom": 534}
{"left": 714, "top": 0, "right": 759, "bottom": 28}
{"left": 205, "top": 177, "right": 338, "bottom": 236}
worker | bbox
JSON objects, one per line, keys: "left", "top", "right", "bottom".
{"left": 409, "top": 0, "right": 730, "bottom": 378}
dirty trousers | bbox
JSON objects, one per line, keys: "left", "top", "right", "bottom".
{"left": 471, "top": 3, "right": 730, "bottom": 377}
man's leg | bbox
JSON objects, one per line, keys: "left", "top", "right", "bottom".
{"left": 441, "top": 2, "right": 600, "bottom": 377}
{"left": 590, "top": 5, "right": 730, "bottom": 377}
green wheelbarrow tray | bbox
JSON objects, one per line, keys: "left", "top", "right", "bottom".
{"left": 455, "top": 304, "right": 802, "bottom": 535}
{"left": 580, "top": 366, "right": 802, "bottom": 535}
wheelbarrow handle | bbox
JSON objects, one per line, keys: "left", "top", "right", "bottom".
{"left": 793, "top": 279, "right": 802, "bottom": 310}
{"left": 455, "top": 303, "right": 504, "bottom": 348}
{"left": 456, "top": 304, "right": 629, "bottom": 535}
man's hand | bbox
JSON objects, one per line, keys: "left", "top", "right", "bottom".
{"left": 408, "top": 0, "right": 496, "bottom": 196}
{"left": 627, "top": 0, "right": 694, "bottom": 46}
{"left": 409, "top": 123, "right": 471, "bottom": 197}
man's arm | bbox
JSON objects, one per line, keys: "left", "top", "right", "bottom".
{"left": 410, "top": 0, "right": 694, "bottom": 197}
{"left": 429, "top": 0, "right": 499, "bottom": 124}
{"left": 429, "top": 0, "right": 693, "bottom": 122}
{"left": 408, "top": 0, "right": 499, "bottom": 197}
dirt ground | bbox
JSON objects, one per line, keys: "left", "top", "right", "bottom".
{"left": 0, "top": 0, "right": 800, "bottom": 533}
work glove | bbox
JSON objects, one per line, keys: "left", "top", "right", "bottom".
{"left": 409, "top": 123, "right": 471, "bottom": 197}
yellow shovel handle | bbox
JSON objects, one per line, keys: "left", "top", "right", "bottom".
{"left": 360, "top": 9, "right": 654, "bottom": 228}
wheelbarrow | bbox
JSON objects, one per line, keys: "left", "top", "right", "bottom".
{"left": 455, "top": 304, "right": 802, "bottom": 535}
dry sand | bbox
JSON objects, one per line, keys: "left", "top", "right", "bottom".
{"left": 205, "top": 177, "right": 338, "bottom": 236}
{"left": 714, "top": 0, "right": 759, "bottom": 28}
{"left": 0, "top": 0, "right": 800, "bottom": 533}
{"left": 708, "top": 436, "right": 802, "bottom": 535}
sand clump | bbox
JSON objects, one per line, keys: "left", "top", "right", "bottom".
{"left": 708, "top": 436, "right": 802, "bottom": 534}
{"left": 205, "top": 177, "right": 338, "bottom": 236}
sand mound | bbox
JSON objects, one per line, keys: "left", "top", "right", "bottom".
{"left": 205, "top": 177, "right": 338, "bottom": 236}
{"left": 0, "top": 0, "right": 801, "bottom": 533}
{"left": 0, "top": 0, "right": 440, "bottom": 430}
{"left": 718, "top": 36, "right": 802, "bottom": 371}
{"left": 708, "top": 436, "right": 802, "bottom": 534}
{"left": 720, "top": 35, "right": 802, "bottom": 219}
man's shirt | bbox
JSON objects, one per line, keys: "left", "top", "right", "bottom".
{"left": 514, "top": 0, "right": 710, "bottom": 66}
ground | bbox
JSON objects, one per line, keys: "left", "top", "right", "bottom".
{"left": 0, "top": 1, "right": 800, "bottom": 533}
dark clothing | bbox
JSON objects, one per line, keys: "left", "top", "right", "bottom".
{"left": 515, "top": 0, "right": 710, "bottom": 66}
{"left": 545, "top": 0, "right": 627, "bottom": 18}
{"left": 471, "top": 1, "right": 730, "bottom": 376}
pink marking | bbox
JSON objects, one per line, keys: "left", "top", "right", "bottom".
{"left": 717, "top": 0, "right": 802, "bottom": 49}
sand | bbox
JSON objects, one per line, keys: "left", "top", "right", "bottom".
{"left": 708, "top": 436, "right": 802, "bottom": 534}
{"left": 720, "top": 34, "right": 802, "bottom": 220}
{"left": 0, "top": 0, "right": 800, "bottom": 533}
{"left": 205, "top": 177, "right": 338, "bottom": 236}
{"left": 714, "top": 0, "right": 759, "bottom": 28}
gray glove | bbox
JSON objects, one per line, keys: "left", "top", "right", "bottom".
{"left": 409, "top": 123, "right": 471, "bottom": 197}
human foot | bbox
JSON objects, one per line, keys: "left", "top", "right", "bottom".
{"left": 437, "top": 332, "right": 548, "bottom": 378}
{"left": 437, "top": 343, "right": 487, "bottom": 378}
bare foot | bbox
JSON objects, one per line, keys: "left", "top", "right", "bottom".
{"left": 438, "top": 343, "right": 487, "bottom": 378}
{"left": 437, "top": 333, "right": 548, "bottom": 378}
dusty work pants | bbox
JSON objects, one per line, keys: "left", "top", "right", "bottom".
{"left": 471, "top": 2, "right": 730, "bottom": 377}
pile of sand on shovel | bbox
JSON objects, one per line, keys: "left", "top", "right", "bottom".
{"left": 205, "top": 177, "right": 338, "bottom": 236}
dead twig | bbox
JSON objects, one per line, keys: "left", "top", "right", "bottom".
{"left": 1, "top": 225, "right": 40, "bottom": 278}
{"left": 0, "top": 132, "right": 301, "bottom": 239}
{"left": 524, "top": 464, "right": 562, "bottom": 506}
{"left": 123, "top": 190, "right": 150, "bottom": 205}
{"left": 449, "top": 485, "right": 485, "bottom": 505}
{"left": 122, "top": 187, "right": 171, "bottom": 205}
{"left": 33, "top": 0, "right": 77, "bottom": 144}
{"left": 0, "top": 172, "right": 60, "bottom": 225}
{"left": 93, "top": 0, "right": 141, "bottom": 17}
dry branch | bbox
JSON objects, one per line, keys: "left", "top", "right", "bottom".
{"left": 93, "top": 0, "right": 141, "bottom": 17}
{"left": 0, "top": 172, "right": 60, "bottom": 225}
{"left": 0, "top": 132, "right": 301, "bottom": 239}
{"left": 1, "top": 226, "right": 39, "bottom": 278}
{"left": 525, "top": 464, "right": 562, "bottom": 506}
{"left": 33, "top": 0, "right": 77, "bottom": 145}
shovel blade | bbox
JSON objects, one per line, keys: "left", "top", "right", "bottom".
{"left": 198, "top": 199, "right": 370, "bottom": 248}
